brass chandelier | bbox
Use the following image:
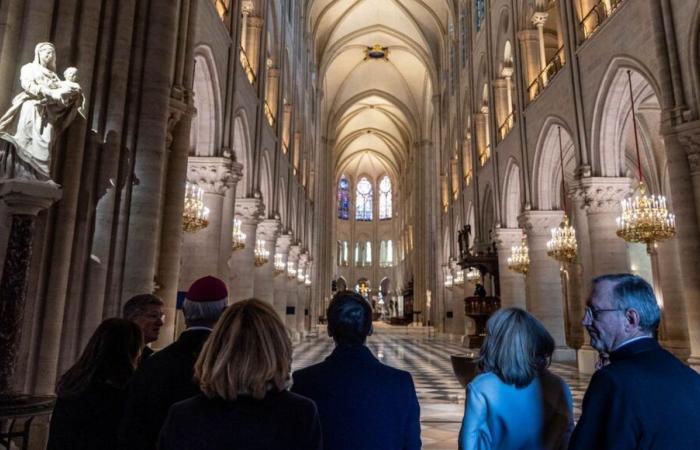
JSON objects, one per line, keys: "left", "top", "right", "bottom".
{"left": 286, "top": 261, "right": 296, "bottom": 279}
{"left": 546, "top": 126, "right": 578, "bottom": 264}
{"left": 507, "top": 236, "right": 530, "bottom": 274}
{"left": 453, "top": 268, "right": 465, "bottom": 286}
{"left": 466, "top": 267, "right": 481, "bottom": 283}
{"left": 254, "top": 239, "right": 270, "bottom": 267}
{"left": 616, "top": 70, "right": 676, "bottom": 246}
{"left": 231, "top": 218, "right": 246, "bottom": 251}
{"left": 273, "top": 253, "right": 286, "bottom": 275}
{"left": 182, "top": 182, "right": 210, "bottom": 233}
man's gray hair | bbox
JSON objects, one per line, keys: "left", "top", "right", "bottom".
{"left": 593, "top": 273, "right": 661, "bottom": 333}
{"left": 123, "top": 294, "right": 164, "bottom": 320}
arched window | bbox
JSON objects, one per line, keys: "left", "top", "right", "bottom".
{"left": 354, "top": 242, "right": 361, "bottom": 266}
{"left": 337, "top": 176, "right": 350, "bottom": 220}
{"left": 364, "top": 241, "right": 372, "bottom": 266}
{"left": 337, "top": 240, "right": 349, "bottom": 266}
{"left": 475, "top": 0, "right": 485, "bottom": 31}
{"left": 355, "top": 177, "right": 373, "bottom": 221}
{"left": 380, "top": 240, "right": 395, "bottom": 267}
{"left": 379, "top": 176, "right": 392, "bottom": 220}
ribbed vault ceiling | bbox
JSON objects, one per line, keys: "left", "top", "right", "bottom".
{"left": 308, "top": 0, "right": 451, "bottom": 180}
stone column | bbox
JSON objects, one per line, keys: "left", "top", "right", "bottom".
{"left": 532, "top": 12, "right": 549, "bottom": 84}
{"left": 273, "top": 233, "right": 293, "bottom": 320}
{"left": 575, "top": 177, "right": 631, "bottom": 274}
{"left": 474, "top": 113, "right": 487, "bottom": 165}
{"left": 245, "top": 15, "right": 263, "bottom": 79}
{"left": 519, "top": 210, "right": 575, "bottom": 361}
{"left": 219, "top": 162, "right": 243, "bottom": 279}
{"left": 180, "top": 157, "right": 236, "bottom": 290}
{"left": 229, "top": 197, "right": 263, "bottom": 303}
{"left": 0, "top": 180, "right": 61, "bottom": 394}
{"left": 492, "top": 78, "right": 508, "bottom": 135}
{"left": 254, "top": 218, "right": 280, "bottom": 304}
{"left": 297, "top": 252, "right": 309, "bottom": 333}
{"left": 517, "top": 29, "right": 541, "bottom": 87}
{"left": 286, "top": 244, "right": 301, "bottom": 336}
{"left": 265, "top": 66, "right": 280, "bottom": 125}
{"left": 494, "top": 228, "right": 527, "bottom": 309}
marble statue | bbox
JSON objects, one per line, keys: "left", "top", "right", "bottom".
{"left": 0, "top": 42, "right": 84, "bottom": 181}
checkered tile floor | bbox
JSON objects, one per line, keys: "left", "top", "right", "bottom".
{"left": 293, "top": 323, "right": 591, "bottom": 450}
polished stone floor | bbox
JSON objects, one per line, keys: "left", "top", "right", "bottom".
{"left": 292, "top": 323, "right": 591, "bottom": 450}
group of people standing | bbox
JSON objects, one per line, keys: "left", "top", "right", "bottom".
{"left": 46, "top": 273, "right": 700, "bottom": 450}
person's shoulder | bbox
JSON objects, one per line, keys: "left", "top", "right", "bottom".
{"left": 277, "top": 390, "right": 318, "bottom": 411}
{"left": 469, "top": 371, "right": 502, "bottom": 390}
{"left": 293, "top": 360, "right": 328, "bottom": 381}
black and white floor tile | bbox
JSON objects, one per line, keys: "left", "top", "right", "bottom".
{"left": 293, "top": 323, "right": 592, "bottom": 450}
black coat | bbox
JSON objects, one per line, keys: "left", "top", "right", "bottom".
{"left": 569, "top": 338, "right": 700, "bottom": 450}
{"left": 291, "top": 344, "right": 421, "bottom": 450}
{"left": 158, "top": 391, "right": 322, "bottom": 450}
{"left": 119, "top": 329, "right": 210, "bottom": 450}
{"left": 47, "top": 381, "right": 127, "bottom": 450}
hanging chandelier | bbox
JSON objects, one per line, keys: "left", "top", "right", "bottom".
{"left": 444, "top": 272, "right": 454, "bottom": 288}
{"left": 616, "top": 70, "right": 676, "bottom": 246}
{"left": 304, "top": 272, "right": 312, "bottom": 286}
{"left": 274, "top": 253, "right": 286, "bottom": 274}
{"left": 507, "top": 236, "right": 530, "bottom": 274}
{"left": 546, "top": 126, "right": 578, "bottom": 263}
{"left": 231, "top": 218, "right": 246, "bottom": 251}
{"left": 454, "top": 269, "right": 465, "bottom": 286}
{"left": 183, "top": 182, "right": 210, "bottom": 233}
{"left": 254, "top": 239, "right": 270, "bottom": 267}
{"left": 466, "top": 267, "right": 481, "bottom": 283}
{"left": 286, "top": 261, "right": 296, "bottom": 279}
{"left": 297, "top": 266, "right": 306, "bottom": 283}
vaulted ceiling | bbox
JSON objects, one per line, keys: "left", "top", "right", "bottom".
{"left": 308, "top": 0, "right": 452, "bottom": 181}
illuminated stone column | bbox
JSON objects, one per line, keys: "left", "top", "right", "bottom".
{"left": 245, "top": 15, "right": 263, "bottom": 79}
{"left": 517, "top": 29, "right": 541, "bottom": 87}
{"left": 265, "top": 66, "right": 280, "bottom": 125}
{"left": 494, "top": 228, "right": 526, "bottom": 309}
{"left": 273, "top": 233, "right": 293, "bottom": 320}
{"left": 520, "top": 210, "right": 575, "bottom": 362}
{"left": 254, "top": 218, "right": 280, "bottom": 304}
{"left": 532, "top": 11, "right": 549, "bottom": 84}
{"left": 229, "top": 197, "right": 263, "bottom": 303}
{"left": 286, "top": 244, "right": 301, "bottom": 336}
{"left": 297, "top": 252, "right": 309, "bottom": 333}
{"left": 492, "top": 78, "right": 508, "bottom": 135}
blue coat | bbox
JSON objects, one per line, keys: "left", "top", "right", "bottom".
{"left": 459, "top": 370, "right": 573, "bottom": 450}
{"left": 569, "top": 338, "right": 700, "bottom": 450}
{"left": 291, "top": 344, "right": 421, "bottom": 450}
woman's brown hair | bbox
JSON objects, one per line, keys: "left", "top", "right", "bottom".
{"left": 195, "top": 298, "right": 292, "bottom": 401}
{"left": 56, "top": 318, "right": 143, "bottom": 398}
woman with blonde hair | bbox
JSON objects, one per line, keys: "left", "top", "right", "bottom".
{"left": 459, "top": 307, "right": 573, "bottom": 450}
{"left": 158, "top": 298, "right": 321, "bottom": 450}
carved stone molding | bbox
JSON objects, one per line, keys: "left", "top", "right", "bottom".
{"left": 570, "top": 177, "right": 631, "bottom": 214}
{"left": 187, "top": 156, "right": 236, "bottom": 194}
{"left": 531, "top": 11, "right": 548, "bottom": 27}
{"left": 288, "top": 245, "right": 301, "bottom": 261}
{"left": 234, "top": 197, "right": 264, "bottom": 223}
{"left": 256, "top": 218, "right": 281, "bottom": 241}
{"left": 688, "top": 153, "right": 700, "bottom": 175}
{"left": 275, "top": 233, "right": 293, "bottom": 253}
{"left": 518, "top": 210, "right": 564, "bottom": 236}
{"left": 493, "top": 228, "right": 525, "bottom": 251}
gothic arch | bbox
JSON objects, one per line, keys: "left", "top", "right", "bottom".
{"left": 481, "top": 184, "right": 495, "bottom": 240}
{"left": 259, "top": 150, "right": 273, "bottom": 217}
{"left": 233, "top": 110, "right": 252, "bottom": 197}
{"left": 502, "top": 157, "right": 522, "bottom": 228}
{"left": 190, "top": 46, "right": 222, "bottom": 157}
{"left": 532, "top": 117, "right": 576, "bottom": 210}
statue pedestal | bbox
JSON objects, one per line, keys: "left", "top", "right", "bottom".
{"left": 0, "top": 179, "right": 61, "bottom": 394}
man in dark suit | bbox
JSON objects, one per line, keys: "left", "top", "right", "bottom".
{"left": 570, "top": 274, "right": 700, "bottom": 450}
{"left": 118, "top": 276, "right": 228, "bottom": 450}
{"left": 123, "top": 293, "right": 164, "bottom": 362}
{"left": 291, "top": 290, "right": 421, "bottom": 450}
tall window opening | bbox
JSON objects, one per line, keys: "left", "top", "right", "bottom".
{"left": 364, "top": 241, "right": 372, "bottom": 266}
{"left": 355, "top": 177, "right": 373, "bottom": 221}
{"left": 379, "top": 176, "right": 392, "bottom": 220}
{"left": 380, "top": 240, "right": 395, "bottom": 267}
{"left": 337, "top": 240, "right": 349, "bottom": 266}
{"left": 338, "top": 175, "right": 350, "bottom": 220}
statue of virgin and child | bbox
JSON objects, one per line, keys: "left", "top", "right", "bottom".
{"left": 0, "top": 42, "right": 84, "bottom": 182}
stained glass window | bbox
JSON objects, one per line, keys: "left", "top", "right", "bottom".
{"left": 356, "top": 177, "right": 373, "bottom": 221}
{"left": 338, "top": 176, "right": 350, "bottom": 220}
{"left": 475, "top": 0, "right": 485, "bottom": 32}
{"left": 379, "top": 176, "right": 392, "bottom": 220}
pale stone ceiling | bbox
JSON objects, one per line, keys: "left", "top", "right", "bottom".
{"left": 309, "top": 0, "right": 451, "bottom": 180}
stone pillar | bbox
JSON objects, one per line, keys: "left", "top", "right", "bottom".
{"left": 0, "top": 180, "right": 61, "bottom": 394}
{"left": 219, "top": 162, "right": 243, "bottom": 279}
{"left": 229, "top": 197, "right": 263, "bottom": 303}
{"left": 494, "top": 228, "right": 527, "bottom": 309}
{"left": 245, "top": 15, "right": 263, "bottom": 79}
{"left": 297, "top": 252, "right": 309, "bottom": 333}
{"left": 180, "top": 157, "right": 236, "bottom": 290}
{"left": 517, "top": 29, "right": 541, "bottom": 86}
{"left": 492, "top": 78, "right": 508, "bottom": 134}
{"left": 519, "top": 210, "right": 575, "bottom": 361}
{"left": 254, "top": 218, "right": 280, "bottom": 304}
{"left": 474, "top": 113, "right": 487, "bottom": 165}
{"left": 286, "top": 244, "right": 301, "bottom": 336}
{"left": 532, "top": 12, "right": 549, "bottom": 84}
{"left": 265, "top": 66, "right": 280, "bottom": 124}
{"left": 575, "top": 177, "right": 631, "bottom": 275}
{"left": 273, "top": 233, "right": 293, "bottom": 320}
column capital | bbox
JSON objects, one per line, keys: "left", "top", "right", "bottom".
{"left": 235, "top": 197, "right": 264, "bottom": 223}
{"left": 493, "top": 227, "right": 526, "bottom": 251}
{"left": 256, "top": 218, "right": 281, "bottom": 241}
{"left": 676, "top": 121, "right": 700, "bottom": 174}
{"left": 275, "top": 233, "right": 294, "bottom": 253}
{"left": 246, "top": 15, "right": 264, "bottom": 29}
{"left": 531, "top": 11, "right": 548, "bottom": 27}
{"left": 187, "top": 156, "right": 237, "bottom": 194}
{"left": 0, "top": 180, "right": 62, "bottom": 216}
{"left": 518, "top": 210, "right": 565, "bottom": 236}
{"left": 288, "top": 244, "right": 301, "bottom": 260}
{"left": 570, "top": 177, "right": 631, "bottom": 213}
